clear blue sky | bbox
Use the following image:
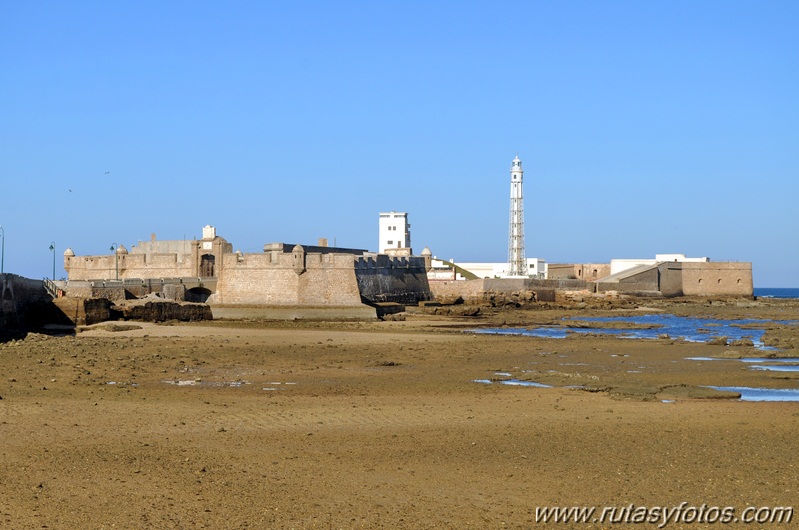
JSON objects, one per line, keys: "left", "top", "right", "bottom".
{"left": 1, "top": 1, "right": 797, "bottom": 287}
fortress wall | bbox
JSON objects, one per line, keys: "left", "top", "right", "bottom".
{"left": 483, "top": 278, "right": 528, "bottom": 291}
{"left": 547, "top": 264, "right": 577, "bottom": 280}
{"left": 596, "top": 281, "right": 658, "bottom": 293}
{"left": 485, "top": 278, "right": 589, "bottom": 291}
{"left": 216, "top": 267, "right": 299, "bottom": 305}
{"left": 1, "top": 274, "right": 59, "bottom": 333}
{"left": 66, "top": 253, "right": 194, "bottom": 280}
{"left": 429, "top": 279, "right": 487, "bottom": 302}
{"left": 594, "top": 262, "right": 754, "bottom": 297}
{"left": 131, "top": 239, "right": 193, "bottom": 258}
{"left": 299, "top": 256, "right": 363, "bottom": 305}
{"left": 680, "top": 262, "right": 753, "bottom": 297}
{"left": 430, "top": 278, "right": 588, "bottom": 304}
{"left": 214, "top": 252, "right": 363, "bottom": 306}
{"left": 65, "top": 255, "right": 119, "bottom": 280}
{"left": 63, "top": 283, "right": 94, "bottom": 298}
{"left": 658, "top": 264, "right": 685, "bottom": 297}
{"left": 548, "top": 264, "right": 611, "bottom": 281}
{"left": 354, "top": 256, "right": 432, "bottom": 304}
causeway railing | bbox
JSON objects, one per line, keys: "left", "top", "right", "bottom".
{"left": 43, "top": 278, "right": 59, "bottom": 298}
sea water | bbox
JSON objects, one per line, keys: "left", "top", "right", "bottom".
{"left": 472, "top": 314, "right": 795, "bottom": 350}
{"left": 754, "top": 287, "right": 799, "bottom": 299}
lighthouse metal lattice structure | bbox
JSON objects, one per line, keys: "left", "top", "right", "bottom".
{"left": 507, "top": 155, "right": 527, "bottom": 277}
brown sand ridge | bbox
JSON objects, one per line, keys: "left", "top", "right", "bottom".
{"left": 1, "top": 300, "right": 798, "bottom": 528}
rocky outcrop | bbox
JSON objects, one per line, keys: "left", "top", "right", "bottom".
{"left": 53, "top": 295, "right": 212, "bottom": 325}
{"left": 114, "top": 298, "right": 212, "bottom": 322}
{"left": 52, "top": 297, "right": 113, "bottom": 326}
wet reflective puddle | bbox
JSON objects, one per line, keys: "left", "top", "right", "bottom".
{"left": 472, "top": 314, "right": 795, "bottom": 350}
{"left": 706, "top": 386, "right": 799, "bottom": 402}
{"left": 687, "top": 357, "right": 799, "bottom": 372}
{"left": 474, "top": 378, "right": 552, "bottom": 388}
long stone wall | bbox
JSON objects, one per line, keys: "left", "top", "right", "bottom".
{"left": 64, "top": 235, "right": 232, "bottom": 281}
{"left": 680, "top": 262, "right": 753, "bottom": 296}
{"left": 429, "top": 278, "right": 590, "bottom": 304}
{"left": 65, "top": 253, "right": 195, "bottom": 280}
{"left": 429, "top": 279, "right": 488, "bottom": 302}
{"left": 596, "top": 262, "right": 754, "bottom": 297}
{"left": 548, "top": 263, "right": 611, "bottom": 281}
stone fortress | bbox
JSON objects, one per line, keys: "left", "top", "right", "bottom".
{"left": 5, "top": 155, "right": 753, "bottom": 328}
{"left": 61, "top": 225, "right": 432, "bottom": 319}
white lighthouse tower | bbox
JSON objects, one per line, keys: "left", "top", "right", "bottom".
{"left": 508, "top": 154, "right": 526, "bottom": 277}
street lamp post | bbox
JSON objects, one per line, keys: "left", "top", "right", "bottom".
{"left": 49, "top": 242, "right": 56, "bottom": 281}
{"left": 110, "top": 244, "right": 119, "bottom": 280}
{"left": 0, "top": 225, "right": 5, "bottom": 274}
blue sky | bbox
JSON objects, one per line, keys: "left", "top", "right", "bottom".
{"left": 1, "top": 1, "right": 797, "bottom": 287}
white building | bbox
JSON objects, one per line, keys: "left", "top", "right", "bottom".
{"left": 426, "top": 257, "right": 548, "bottom": 280}
{"left": 378, "top": 211, "right": 411, "bottom": 254}
{"left": 456, "top": 258, "right": 547, "bottom": 279}
{"left": 610, "top": 254, "right": 710, "bottom": 275}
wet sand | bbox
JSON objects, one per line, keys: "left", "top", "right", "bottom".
{"left": 1, "top": 301, "right": 798, "bottom": 528}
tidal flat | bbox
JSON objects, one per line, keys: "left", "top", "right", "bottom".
{"left": 1, "top": 299, "right": 797, "bottom": 528}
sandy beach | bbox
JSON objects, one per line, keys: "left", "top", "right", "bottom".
{"left": 1, "top": 300, "right": 798, "bottom": 529}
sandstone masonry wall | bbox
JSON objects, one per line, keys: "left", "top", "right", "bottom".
{"left": 65, "top": 253, "right": 195, "bottom": 280}
{"left": 430, "top": 278, "right": 589, "bottom": 304}
{"left": 548, "top": 264, "right": 611, "bottom": 281}
{"left": 65, "top": 236, "right": 232, "bottom": 281}
{"left": 429, "top": 279, "right": 487, "bottom": 302}
{"left": 680, "top": 262, "right": 753, "bottom": 297}
{"left": 595, "top": 262, "right": 754, "bottom": 297}
{"left": 213, "top": 252, "right": 363, "bottom": 306}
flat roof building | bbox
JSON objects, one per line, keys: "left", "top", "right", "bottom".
{"left": 378, "top": 212, "right": 411, "bottom": 254}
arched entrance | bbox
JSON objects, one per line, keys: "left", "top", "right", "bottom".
{"left": 186, "top": 287, "right": 212, "bottom": 303}
{"left": 200, "top": 254, "right": 215, "bottom": 277}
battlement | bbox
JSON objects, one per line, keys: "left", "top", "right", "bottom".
{"left": 355, "top": 254, "right": 426, "bottom": 270}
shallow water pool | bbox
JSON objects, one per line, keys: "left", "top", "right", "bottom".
{"left": 472, "top": 314, "right": 795, "bottom": 350}
{"left": 687, "top": 357, "right": 799, "bottom": 372}
{"left": 706, "top": 386, "right": 799, "bottom": 402}
{"left": 474, "top": 379, "right": 552, "bottom": 388}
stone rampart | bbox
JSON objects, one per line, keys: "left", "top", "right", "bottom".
{"left": 595, "top": 262, "right": 753, "bottom": 297}
{"left": 213, "top": 251, "right": 364, "bottom": 306}
{"left": 354, "top": 255, "right": 432, "bottom": 304}
{"left": 680, "top": 262, "right": 753, "bottom": 297}
{"left": 64, "top": 278, "right": 213, "bottom": 301}
{"left": 548, "top": 264, "right": 611, "bottom": 281}
{"left": 430, "top": 278, "right": 589, "bottom": 305}
{"left": 429, "top": 279, "right": 487, "bottom": 303}
{"left": 657, "top": 264, "right": 684, "bottom": 297}
{"left": 65, "top": 253, "right": 195, "bottom": 281}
